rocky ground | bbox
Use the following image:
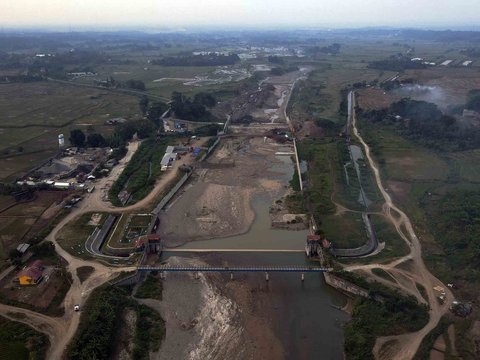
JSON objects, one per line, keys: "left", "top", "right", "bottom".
{"left": 143, "top": 256, "right": 284, "bottom": 360}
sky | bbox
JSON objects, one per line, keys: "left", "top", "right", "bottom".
{"left": 2, "top": 0, "right": 480, "bottom": 30}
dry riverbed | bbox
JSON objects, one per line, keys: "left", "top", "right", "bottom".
{"left": 159, "top": 136, "right": 292, "bottom": 246}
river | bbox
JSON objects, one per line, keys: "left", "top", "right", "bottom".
{"left": 161, "top": 154, "right": 348, "bottom": 359}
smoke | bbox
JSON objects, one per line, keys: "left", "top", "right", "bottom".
{"left": 393, "top": 84, "right": 447, "bottom": 106}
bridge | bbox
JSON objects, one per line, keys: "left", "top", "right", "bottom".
{"left": 137, "top": 265, "right": 331, "bottom": 273}
{"left": 162, "top": 248, "right": 305, "bottom": 253}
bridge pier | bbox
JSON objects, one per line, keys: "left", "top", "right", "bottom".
{"left": 301, "top": 273, "right": 305, "bottom": 282}
{"left": 265, "top": 272, "right": 269, "bottom": 281}
{"left": 194, "top": 272, "right": 200, "bottom": 280}
{"left": 160, "top": 271, "right": 166, "bottom": 280}
{"left": 230, "top": 272, "right": 234, "bottom": 281}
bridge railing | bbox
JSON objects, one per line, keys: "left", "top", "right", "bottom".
{"left": 137, "top": 265, "right": 332, "bottom": 273}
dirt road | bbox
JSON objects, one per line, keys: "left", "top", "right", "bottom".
{"left": 0, "top": 138, "right": 175, "bottom": 358}
{"left": 347, "top": 91, "right": 453, "bottom": 359}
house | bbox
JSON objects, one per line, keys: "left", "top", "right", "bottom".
{"left": 134, "top": 234, "right": 162, "bottom": 253}
{"left": 16, "top": 260, "right": 44, "bottom": 285}
{"left": 160, "top": 152, "right": 178, "bottom": 171}
{"left": 16, "top": 243, "right": 30, "bottom": 255}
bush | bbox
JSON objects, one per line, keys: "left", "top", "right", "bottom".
{"left": 67, "top": 286, "right": 129, "bottom": 360}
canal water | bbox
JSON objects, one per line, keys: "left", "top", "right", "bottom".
{"left": 165, "top": 154, "right": 348, "bottom": 359}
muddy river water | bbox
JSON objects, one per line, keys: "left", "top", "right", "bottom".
{"left": 162, "top": 154, "right": 348, "bottom": 359}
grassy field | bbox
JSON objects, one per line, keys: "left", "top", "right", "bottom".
{"left": 56, "top": 212, "right": 106, "bottom": 259}
{"left": 106, "top": 213, "right": 131, "bottom": 248}
{"left": 0, "top": 191, "right": 70, "bottom": 260}
{"left": 338, "top": 213, "right": 410, "bottom": 266}
{"left": 0, "top": 81, "right": 140, "bottom": 181}
{"left": 322, "top": 212, "right": 367, "bottom": 249}
{"left": 358, "top": 123, "right": 450, "bottom": 182}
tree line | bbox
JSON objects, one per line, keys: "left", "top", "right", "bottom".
{"left": 170, "top": 91, "right": 217, "bottom": 122}
{"left": 359, "top": 98, "right": 480, "bottom": 151}
{"left": 368, "top": 55, "right": 427, "bottom": 72}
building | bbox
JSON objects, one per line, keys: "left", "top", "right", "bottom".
{"left": 16, "top": 243, "right": 30, "bottom": 255}
{"left": 146, "top": 234, "right": 162, "bottom": 254}
{"left": 463, "top": 109, "right": 480, "bottom": 119}
{"left": 305, "top": 235, "right": 321, "bottom": 258}
{"left": 135, "top": 234, "right": 162, "bottom": 254}
{"left": 16, "top": 260, "right": 44, "bottom": 285}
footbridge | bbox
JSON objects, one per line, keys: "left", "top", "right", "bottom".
{"left": 137, "top": 265, "right": 332, "bottom": 273}
{"left": 162, "top": 248, "right": 305, "bottom": 253}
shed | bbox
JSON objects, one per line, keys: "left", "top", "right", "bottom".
{"left": 16, "top": 260, "right": 44, "bottom": 285}
{"left": 16, "top": 243, "right": 30, "bottom": 255}
{"left": 160, "top": 153, "right": 177, "bottom": 171}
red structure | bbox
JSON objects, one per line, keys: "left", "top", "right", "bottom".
{"left": 305, "top": 235, "right": 321, "bottom": 258}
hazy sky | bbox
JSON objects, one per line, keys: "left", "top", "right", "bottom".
{"left": 2, "top": 0, "right": 480, "bottom": 29}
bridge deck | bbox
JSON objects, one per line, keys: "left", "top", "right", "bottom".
{"left": 138, "top": 266, "right": 331, "bottom": 273}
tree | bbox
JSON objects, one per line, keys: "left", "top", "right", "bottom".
{"left": 146, "top": 101, "right": 168, "bottom": 127}
{"left": 134, "top": 120, "right": 156, "bottom": 139}
{"left": 267, "top": 55, "right": 284, "bottom": 64}
{"left": 125, "top": 79, "right": 146, "bottom": 91}
{"left": 194, "top": 92, "right": 216, "bottom": 108}
{"left": 86, "top": 133, "right": 107, "bottom": 147}
{"left": 139, "top": 96, "right": 149, "bottom": 116}
{"left": 170, "top": 91, "right": 215, "bottom": 122}
{"left": 69, "top": 129, "right": 86, "bottom": 147}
